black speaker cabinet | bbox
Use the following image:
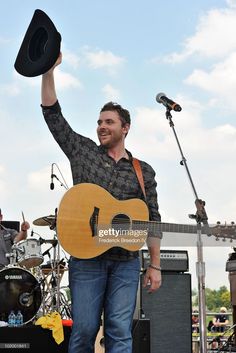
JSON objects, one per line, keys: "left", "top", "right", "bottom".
{"left": 0, "top": 325, "right": 71, "bottom": 353}
{"left": 132, "top": 319, "right": 150, "bottom": 353}
{"left": 1, "top": 221, "right": 20, "bottom": 231}
{"left": 141, "top": 272, "right": 192, "bottom": 353}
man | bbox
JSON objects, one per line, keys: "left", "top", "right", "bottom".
{"left": 41, "top": 52, "right": 162, "bottom": 353}
{"left": 0, "top": 208, "right": 30, "bottom": 269}
{"left": 213, "top": 307, "right": 229, "bottom": 332}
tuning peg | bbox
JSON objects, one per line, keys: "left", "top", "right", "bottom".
{"left": 231, "top": 222, "right": 235, "bottom": 225}
{"left": 222, "top": 237, "right": 226, "bottom": 242}
{"left": 217, "top": 221, "right": 221, "bottom": 225}
{"left": 230, "top": 238, "right": 233, "bottom": 243}
{"left": 216, "top": 236, "right": 220, "bottom": 241}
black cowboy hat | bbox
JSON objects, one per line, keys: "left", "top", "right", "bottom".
{"left": 14, "top": 9, "right": 61, "bottom": 77}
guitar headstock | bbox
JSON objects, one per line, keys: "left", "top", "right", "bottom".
{"left": 210, "top": 222, "right": 236, "bottom": 242}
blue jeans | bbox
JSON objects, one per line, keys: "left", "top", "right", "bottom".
{"left": 68, "top": 256, "right": 140, "bottom": 353}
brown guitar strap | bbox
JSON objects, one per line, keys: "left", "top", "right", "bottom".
{"left": 132, "top": 158, "right": 147, "bottom": 201}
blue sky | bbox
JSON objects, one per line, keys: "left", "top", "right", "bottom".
{"left": 1, "top": 0, "right": 236, "bottom": 291}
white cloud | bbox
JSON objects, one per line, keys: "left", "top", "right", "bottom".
{"left": 0, "top": 82, "right": 21, "bottom": 96}
{"left": 85, "top": 49, "right": 125, "bottom": 74}
{"left": 8, "top": 67, "right": 82, "bottom": 94}
{"left": 185, "top": 52, "right": 236, "bottom": 108}
{"left": 226, "top": 0, "right": 236, "bottom": 8}
{"left": 162, "top": 5, "right": 236, "bottom": 63}
{"left": 102, "top": 84, "right": 120, "bottom": 101}
{"left": 28, "top": 167, "right": 51, "bottom": 191}
{"left": 55, "top": 68, "right": 82, "bottom": 90}
{"left": 63, "top": 50, "right": 80, "bottom": 70}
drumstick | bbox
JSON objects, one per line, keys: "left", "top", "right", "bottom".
{"left": 21, "top": 211, "right": 25, "bottom": 223}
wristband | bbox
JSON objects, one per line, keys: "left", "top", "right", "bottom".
{"left": 149, "top": 264, "right": 161, "bottom": 271}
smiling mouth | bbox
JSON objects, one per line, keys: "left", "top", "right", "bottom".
{"left": 99, "top": 133, "right": 110, "bottom": 138}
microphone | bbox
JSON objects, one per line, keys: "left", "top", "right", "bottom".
{"left": 50, "top": 163, "right": 54, "bottom": 190}
{"left": 156, "top": 92, "right": 182, "bottom": 112}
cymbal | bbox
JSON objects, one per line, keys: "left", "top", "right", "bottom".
{"left": 33, "top": 215, "right": 55, "bottom": 227}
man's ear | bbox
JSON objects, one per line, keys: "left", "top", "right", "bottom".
{"left": 123, "top": 123, "right": 130, "bottom": 135}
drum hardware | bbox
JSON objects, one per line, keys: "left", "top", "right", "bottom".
{"left": 5, "top": 250, "right": 17, "bottom": 265}
{"left": 39, "top": 259, "right": 71, "bottom": 319}
{"left": 34, "top": 208, "right": 64, "bottom": 315}
{"left": 30, "top": 209, "right": 70, "bottom": 318}
{"left": 39, "top": 237, "right": 58, "bottom": 246}
{"left": 40, "top": 269, "right": 71, "bottom": 319}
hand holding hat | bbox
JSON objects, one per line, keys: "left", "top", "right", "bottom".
{"left": 14, "top": 9, "right": 61, "bottom": 77}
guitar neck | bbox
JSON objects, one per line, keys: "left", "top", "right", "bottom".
{"left": 133, "top": 220, "right": 207, "bottom": 235}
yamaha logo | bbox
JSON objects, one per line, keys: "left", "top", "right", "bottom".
{"left": 5, "top": 275, "right": 23, "bottom": 280}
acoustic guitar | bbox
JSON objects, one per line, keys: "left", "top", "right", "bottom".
{"left": 57, "top": 183, "right": 236, "bottom": 258}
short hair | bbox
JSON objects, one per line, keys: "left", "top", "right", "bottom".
{"left": 100, "top": 102, "right": 131, "bottom": 126}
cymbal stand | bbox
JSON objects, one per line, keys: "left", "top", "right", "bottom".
{"left": 55, "top": 230, "right": 61, "bottom": 312}
{"left": 48, "top": 234, "right": 61, "bottom": 312}
{"left": 41, "top": 209, "right": 62, "bottom": 314}
{"left": 164, "top": 107, "right": 210, "bottom": 353}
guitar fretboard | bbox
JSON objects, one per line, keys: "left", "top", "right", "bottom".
{"left": 133, "top": 220, "right": 209, "bottom": 235}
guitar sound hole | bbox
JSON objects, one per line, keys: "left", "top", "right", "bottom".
{"left": 112, "top": 214, "right": 130, "bottom": 231}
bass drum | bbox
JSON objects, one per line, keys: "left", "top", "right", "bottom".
{"left": 0, "top": 266, "right": 42, "bottom": 324}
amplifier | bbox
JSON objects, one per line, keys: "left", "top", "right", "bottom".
{"left": 1, "top": 221, "right": 20, "bottom": 232}
{"left": 141, "top": 273, "right": 192, "bottom": 353}
{"left": 141, "top": 249, "right": 189, "bottom": 272}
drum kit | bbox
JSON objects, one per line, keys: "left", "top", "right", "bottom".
{"left": 0, "top": 214, "right": 71, "bottom": 325}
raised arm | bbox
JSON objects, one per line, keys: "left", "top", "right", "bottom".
{"left": 41, "top": 52, "right": 62, "bottom": 106}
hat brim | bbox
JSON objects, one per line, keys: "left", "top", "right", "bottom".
{"left": 14, "top": 9, "right": 61, "bottom": 77}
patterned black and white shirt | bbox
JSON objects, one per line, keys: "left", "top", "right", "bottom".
{"left": 42, "top": 101, "right": 161, "bottom": 260}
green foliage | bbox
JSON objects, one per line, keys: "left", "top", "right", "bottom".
{"left": 192, "top": 286, "right": 231, "bottom": 311}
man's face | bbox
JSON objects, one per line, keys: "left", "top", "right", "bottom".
{"left": 97, "top": 110, "right": 129, "bottom": 148}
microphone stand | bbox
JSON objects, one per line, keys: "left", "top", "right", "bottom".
{"left": 52, "top": 163, "right": 69, "bottom": 190}
{"left": 52, "top": 173, "right": 69, "bottom": 190}
{"left": 165, "top": 107, "right": 210, "bottom": 353}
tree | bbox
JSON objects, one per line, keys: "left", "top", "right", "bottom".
{"left": 192, "top": 286, "right": 231, "bottom": 311}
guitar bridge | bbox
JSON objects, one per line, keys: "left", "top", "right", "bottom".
{"left": 89, "top": 207, "right": 100, "bottom": 237}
